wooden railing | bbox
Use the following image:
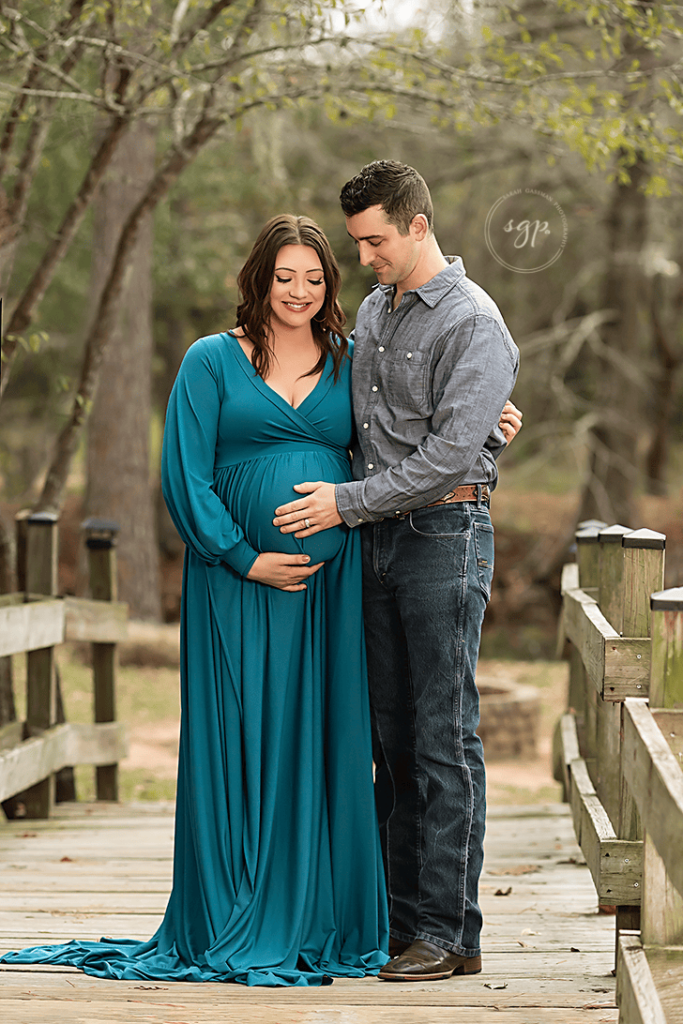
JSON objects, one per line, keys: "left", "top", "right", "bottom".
{"left": 0, "top": 513, "right": 128, "bottom": 817}
{"left": 554, "top": 522, "right": 683, "bottom": 1023}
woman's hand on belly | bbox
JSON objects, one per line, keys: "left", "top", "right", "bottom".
{"left": 246, "top": 551, "right": 324, "bottom": 592}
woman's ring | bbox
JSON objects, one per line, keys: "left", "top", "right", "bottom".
{"left": 304, "top": 518, "right": 311, "bottom": 529}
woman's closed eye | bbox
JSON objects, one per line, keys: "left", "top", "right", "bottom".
{"left": 275, "top": 276, "right": 324, "bottom": 285}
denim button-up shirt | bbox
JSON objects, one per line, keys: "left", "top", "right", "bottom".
{"left": 335, "top": 257, "right": 519, "bottom": 526}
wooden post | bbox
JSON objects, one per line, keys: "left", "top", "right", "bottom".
{"left": 575, "top": 524, "right": 604, "bottom": 590}
{"left": 574, "top": 524, "right": 606, "bottom": 763}
{"left": 597, "top": 524, "right": 631, "bottom": 633}
{"left": 595, "top": 526, "right": 632, "bottom": 830}
{"left": 649, "top": 587, "right": 683, "bottom": 709}
{"left": 83, "top": 517, "right": 121, "bottom": 801}
{"left": 615, "top": 530, "right": 665, "bottom": 951}
{"left": 22, "top": 512, "right": 59, "bottom": 818}
{"left": 641, "top": 832, "right": 683, "bottom": 947}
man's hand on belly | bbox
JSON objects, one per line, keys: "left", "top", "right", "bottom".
{"left": 274, "top": 481, "right": 343, "bottom": 537}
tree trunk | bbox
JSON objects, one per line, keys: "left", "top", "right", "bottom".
{"left": 85, "top": 121, "right": 161, "bottom": 621}
{"left": 644, "top": 272, "right": 683, "bottom": 495}
{"left": 576, "top": 156, "right": 649, "bottom": 528}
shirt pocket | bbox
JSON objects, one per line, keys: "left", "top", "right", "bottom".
{"left": 384, "top": 348, "right": 430, "bottom": 409}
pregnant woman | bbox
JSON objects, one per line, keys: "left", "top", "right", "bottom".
{"left": 0, "top": 216, "right": 389, "bottom": 985}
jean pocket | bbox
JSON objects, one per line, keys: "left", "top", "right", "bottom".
{"left": 473, "top": 521, "right": 494, "bottom": 601}
{"left": 408, "top": 507, "right": 470, "bottom": 540}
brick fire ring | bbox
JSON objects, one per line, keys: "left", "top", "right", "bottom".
{"left": 476, "top": 677, "right": 540, "bottom": 762}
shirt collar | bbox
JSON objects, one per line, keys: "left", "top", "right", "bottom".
{"left": 376, "top": 256, "right": 465, "bottom": 310}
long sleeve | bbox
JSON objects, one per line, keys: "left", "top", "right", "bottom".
{"left": 161, "top": 338, "right": 259, "bottom": 577}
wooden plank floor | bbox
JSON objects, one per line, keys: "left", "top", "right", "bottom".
{"left": 0, "top": 802, "right": 618, "bottom": 1024}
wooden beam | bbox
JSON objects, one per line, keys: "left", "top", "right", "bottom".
{"left": 560, "top": 562, "right": 579, "bottom": 594}
{"left": 623, "top": 699, "right": 683, "bottom": 900}
{"left": 0, "top": 599, "right": 64, "bottom": 658}
{"left": 652, "top": 709, "right": 683, "bottom": 760}
{"left": 563, "top": 586, "right": 650, "bottom": 700}
{"left": 0, "top": 722, "right": 128, "bottom": 804}
{"left": 567, "top": 756, "right": 641, "bottom": 905}
{"left": 63, "top": 596, "right": 128, "bottom": 643}
{"left": 616, "top": 932, "right": 667, "bottom": 1024}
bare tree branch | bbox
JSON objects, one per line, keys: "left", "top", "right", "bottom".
{"left": 0, "top": 0, "right": 88, "bottom": 177}
{"left": 0, "top": 114, "right": 129, "bottom": 399}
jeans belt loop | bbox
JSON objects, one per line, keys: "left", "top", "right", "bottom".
{"left": 476, "top": 484, "right": 483, "bottom": 510}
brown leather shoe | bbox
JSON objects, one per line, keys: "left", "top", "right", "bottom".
{"left": 378, "top": 939, "right": 482, "bottom": 981}
{"left": 389, "top": 936, "right": 410, "bottom": 957}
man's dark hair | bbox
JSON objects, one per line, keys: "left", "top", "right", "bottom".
{"left": 339, "top": 160, "right": 433, "bottom": 236}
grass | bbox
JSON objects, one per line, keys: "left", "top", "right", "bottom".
{"left": 11, "top": 645, "right": 180, "bottom": 804}
{"left": 10, "top": 645, "right": 567, "bottom": 807}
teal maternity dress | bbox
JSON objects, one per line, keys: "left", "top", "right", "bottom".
{"left": 0, "top": 332, "right": 389, "bottom": 986}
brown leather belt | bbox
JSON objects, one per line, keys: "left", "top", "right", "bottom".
{"left": 392, "top": 484, "right": 490, "bottom": 519}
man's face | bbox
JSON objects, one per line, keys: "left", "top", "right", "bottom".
{"left": 345, "top": 205, "right": 421, "bottom": 288}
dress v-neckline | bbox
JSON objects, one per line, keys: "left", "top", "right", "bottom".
{"left": 226, "top": 331, "right": 326, "bottom": 412}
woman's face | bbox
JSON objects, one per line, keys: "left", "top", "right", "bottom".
{"left": 269, "top": 245, "right": 326, "bottom": 331}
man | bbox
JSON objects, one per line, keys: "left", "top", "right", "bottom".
{"left": 273, "top": 161, "right": 520, "bottom": 981}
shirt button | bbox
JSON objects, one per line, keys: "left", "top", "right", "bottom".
{"left": 368, "top": 463, "right": 374, "bottom": 470}
{"left": 357, "top": 517, "right": 364, "bottom": 523}
{"left": 372, "top": 385, "right": 378, "bottom": 392}
{"left": 363, "top": 422, "right": 369, "bottom": 429}
{"left": 378, "top": 346, "right": 385, "bottom": 352}
{"left": 406, "top": 352, "right": 413, "bottom": 359}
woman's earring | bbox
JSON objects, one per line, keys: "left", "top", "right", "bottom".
{"left": 312, "top": 311, "right": 326, "bottom": 324}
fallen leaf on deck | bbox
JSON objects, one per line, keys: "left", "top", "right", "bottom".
{"left": 484, "top": 981, "right": 508, "bottom": 990}
{"left": 488, "top": 864, "right": 540, "bottom": 876}
{"left": 494, "top": 887, "right": 513, "bottom": 896}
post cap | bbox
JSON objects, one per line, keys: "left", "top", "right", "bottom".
{"left": 651, "top": 587, "right": 683, "bottom": 611}
{"left": 623, "top": 528, "right": 666, "bottom": 550}
{"left": 577, "top": 519, "right": 608, "bottom": 532}
{"left": 576, "top": 526, "right": 602, "bottom": 544}
{"left": 26, "top": 510, "right": 59, "bottom": 525}
{"left": 598, "top": 524, "right": 632, "bottom": 544}
{"left": 81, "top": 517, "right": 120, "bottom": 549}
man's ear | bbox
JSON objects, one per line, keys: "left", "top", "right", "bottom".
{"left": 410, "top": 214, "right": 430, "bottom": 241}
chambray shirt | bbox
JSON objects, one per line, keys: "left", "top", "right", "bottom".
{"left": 335, "top": 257, "right": 519, "bottom": 526}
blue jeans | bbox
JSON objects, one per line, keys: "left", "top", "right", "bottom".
{"left": 361, "top": 502, "right": 493, "bottom": 958}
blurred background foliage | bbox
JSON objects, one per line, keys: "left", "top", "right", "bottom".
{"left": 1, "top": 0, "right": 682, "bottom": 653}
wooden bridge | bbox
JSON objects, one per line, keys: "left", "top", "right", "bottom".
{"left": 0, "top": 800, "right": 619, "bottom": 1024}
{"left": 1, "top": 514, "right": 682, "bottom": 1023}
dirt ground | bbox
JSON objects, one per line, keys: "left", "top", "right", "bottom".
{"left": 113, "top": 621, "right": 567, "bottom": 806}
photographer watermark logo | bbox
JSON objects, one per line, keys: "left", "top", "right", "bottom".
{"left": 485, "top": 188, "right": 568, "bottom": 273}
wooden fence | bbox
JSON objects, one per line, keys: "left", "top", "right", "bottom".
{"left": 0, "top": 513, "right": 128, "bottom": 817}
{"left": 554, "top": 522, "right": 683, "bottom": 1023}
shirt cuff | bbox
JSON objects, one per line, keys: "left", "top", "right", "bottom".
{"left": 222, "top": 538, "right": 260, "bottom": 578}
{"left": 335, "top": 480, "right": 374, "bottom": 527}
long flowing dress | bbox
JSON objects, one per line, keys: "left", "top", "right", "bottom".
{"left": 0, "top": 331, "right": 389, "bottom": 986}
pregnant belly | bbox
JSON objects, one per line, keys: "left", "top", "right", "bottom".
{"left": 215, "top": 450, "right": 351, "bottom": 564}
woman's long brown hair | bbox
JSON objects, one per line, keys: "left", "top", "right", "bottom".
{"left": 235, "top": 214, "right": 348, "bottom": 382}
